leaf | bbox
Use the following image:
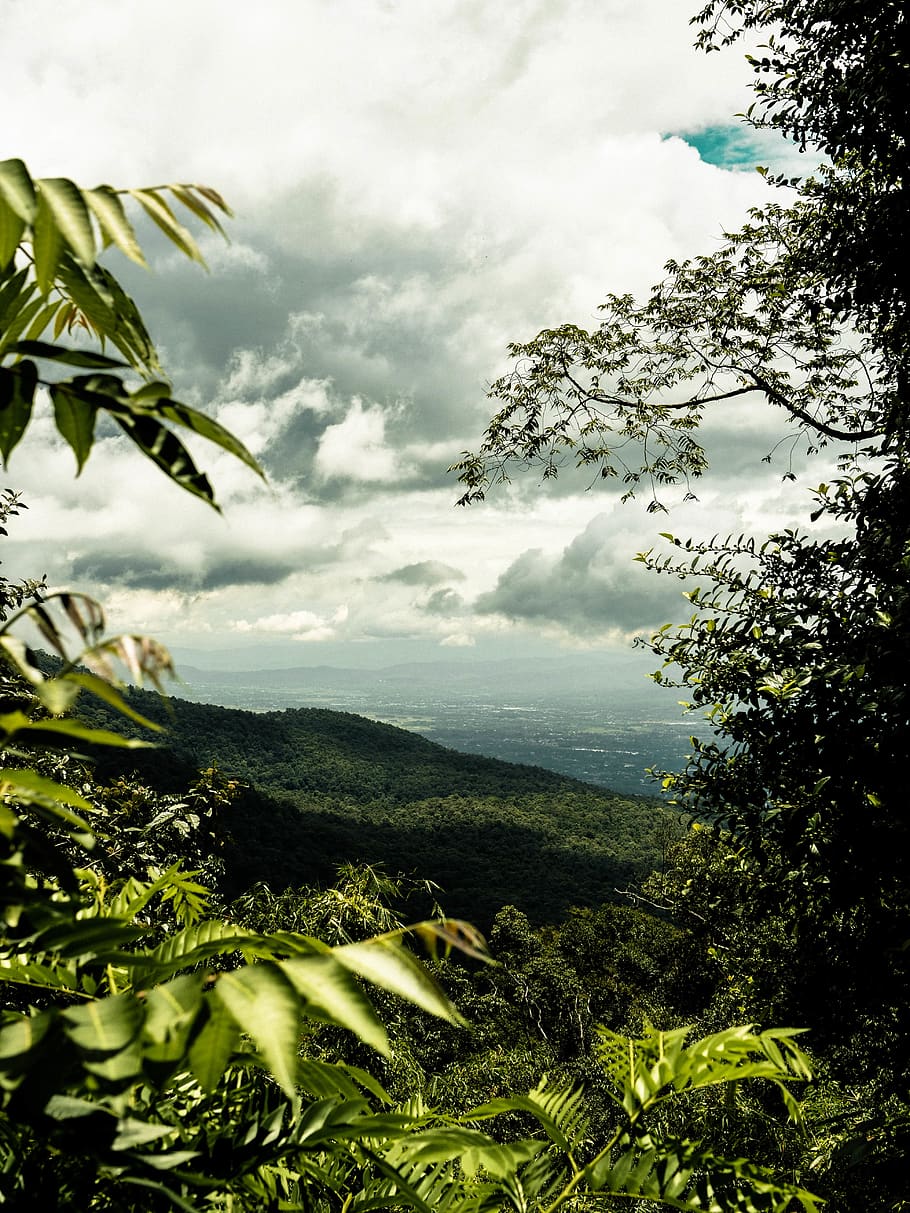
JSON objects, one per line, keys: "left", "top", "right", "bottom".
{"left": 0, "top": 159, "right": 37, "bottom": 223}
{"left": 213, "top": 963, "right": 303, "bottom": 1096}
{"left": 0, "top": 194, "right": 26, "bottom": 266}
{"left": 0, "top": 1011, "right": 53, "bottom": 1063}
{"left": 0, "top": 712, "right": 154, "bottom": 749}
{"left": 61, "top": 991, "right": 143, "bottom": 1053}
{"left": 140, "top": 975, "right": 204, "bottom": 1065}
{"left": 85, "top": 186, "right": 147, "bottom": 266}
{"left": 31, "top": 917, "right": 147, "bottom": 960}
{"left": 33, "top": 675, "right": 82, "bottom": 715}
{"left": 168, "top": 185, "right": 229, "bottom": 238}
{"left": 114, "top": 412, "right": 218, "bottom": 508}
{"left": 129, "top": 188, "right": 206, "bottom": 266}
{"left": 332, "top": 936, "right": 464, "bottom": 1024}
{"left": 111, "top": 1118, "right": 175, "bottom": 1150}
{"left": 0, "top": 361, "right": 37, "bottom": 463}
{"left": 35, "top": 177, "right": 97, "bottom": 267}
{"left": 280, "top": 954, "right": 389, "bottom": 1055}
{"left": 32, "top": 189, "right": 63, "bottom": 294}
{"left": 65, "top": 671, "right": 163, "bottom": 731}
{"left": 0, "top": 767, "right": 94, "bottom": 814}
{"left": 187, "top": 995, "right": 241, "bottom": 1093}
{"left": 130, "top": 919, "right": 262, "bottom": 985}
{"left": 131, "top": 389, "right": 265, "bottom": 479}
{"left": 50, "top": 383, "right": 98, "bottom": 474}
{"left": 10, "top": 339, "right": 128, "bottom": 368}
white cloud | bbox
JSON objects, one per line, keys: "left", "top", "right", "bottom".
{"left": 0, "top": 0, "right": 828, "bottom": 667}
{"left": 314, "top": 400, "right": 400, "bottom": 483}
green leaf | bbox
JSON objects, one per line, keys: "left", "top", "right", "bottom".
{"left": 0, "top": 1011, "right": 53, "bottom": 1062}
{"left": 213, "top": 963, "right": 303, "bottom": 1096}
{"left": 131, "top": 390, "right": 265, "bottom": 480}
{"left": 0, "top": 767, "right": 94, "bottom": 814}
{"left": 188, "top": 995, "right": 241, "bottom": 1093}
{"left": 280, "top": 955, "right": 389, "bottom": 1056}
{"left": 114, "top": 412, "right": 218, "bottom": 508}
{"left": 10, "top": 339, "right": 128, "bottom": 368}
{"left": 32, "top": 189, "right": 63, "bottom": 295}
{"left": 85, "top": 186, "right": 147, "bottom": 266}
{"left": 168, "top": 185, "right": 229, "bottom": 238}
{"left": 0, "top": 194, "right": 26, "bottom": 266}
{"left": 332, "top": 936, "right": 463, "bottom": 1024}
{"left": 140, "top": 975, "right": 204, "bottom": 1064}
{"left": 0, "top": 712, "right": 154, "bottom": 749}
{"left": 65, "top": 671, "right": 163, "bottom": 731}
{"left": 50, "top": 383, "right": 98, "bottom": 474}
{"left": 0, "top": 361, "right": 37, "bottom": 463}
{"left": 31, "top": 917, "right": 147, "bottom": 959}
{"left": 0, "top": 159, "right": 37, "bottom": 222}
{"left": 111, "top": 1118, "right": 175, "bottom": 1150}
{"left": 129, "top": 188, "right": 206, "bottom": 266}
{"left": 36, "top": 177, "right": 96, "bottom": 267}
{"left": 62, "top": 991, "right": 143, "bottom": 1053}
{"left": 22, "top": 298, "right": 65, "bottom": 343}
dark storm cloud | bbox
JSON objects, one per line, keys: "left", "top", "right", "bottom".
{"left": 379, "top": 561, "right": 465, "bottom": 586}
{"left": 475, "top": 514, "right": 692, "bottom": 635}
{"left": 71, "top": 552, "right": 298, "bottom": 592}
{"left": 421, "top": 587, "right": 466, "bottom": 615}
{"left": 70, "top": 553, "right": 184, "bottom": 592}
{"left": 120, "top": 184, "right": 509, "bottom": 478}
{"left": 199, "top": 557, "right": 299, "bottom": 590}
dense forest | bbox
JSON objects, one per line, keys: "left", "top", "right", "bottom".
{"left": 73, "top": 681, "right": 680, "bottom": 924}
{"left": 2, "top": 1, "right": 909, "bottom": 1209}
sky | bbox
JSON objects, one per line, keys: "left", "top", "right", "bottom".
{"left": 1, "top": 0, "right": 827, "bottom": 672}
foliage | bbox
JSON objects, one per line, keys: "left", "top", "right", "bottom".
{"left": 0, "top": 154, "right": 821, "bottom": 1209}
{"left": 0, "top": 158, "right": 262, "bottom": 508}
{"left": 72, "top": 680, "right": 681, "bottom": 926}
{"left": 455, "top": 5, "right": 910, "bottom": 1207}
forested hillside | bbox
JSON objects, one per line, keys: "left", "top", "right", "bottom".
{"left": 75, "top": 682, "right": 679, "bottom": 924}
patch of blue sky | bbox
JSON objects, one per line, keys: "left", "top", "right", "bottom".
{"left": 667, "top": 122, "right": 818, "bottom": 177}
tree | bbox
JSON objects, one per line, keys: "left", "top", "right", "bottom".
{"left": 0, "top": 155, "right": 821, "bottom": 1209}
{"left": 455, "top": 4, "right": 910, "bottom": 1205}
{"left": 454, "top": 0, "right": 909, "bottom": 970}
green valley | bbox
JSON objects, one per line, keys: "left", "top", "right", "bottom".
{"left": 77, "top": 684, "right": 681, "bottom": 925}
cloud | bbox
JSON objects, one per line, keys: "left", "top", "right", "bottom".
{"left": 0, "top": 0, "right": 828, "bottom": 667}
{"left": 476, "top": 513, "right": 691, "bottom": 638}
{"left": 379, "top": 561, "right": 465, "bottom": 586}
{"left": 231, "top": 604, "right": 349, "bottom": 643}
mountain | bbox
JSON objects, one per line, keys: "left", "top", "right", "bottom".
{"left": 77, "top": 684, "right": 683, "bottom": 927}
